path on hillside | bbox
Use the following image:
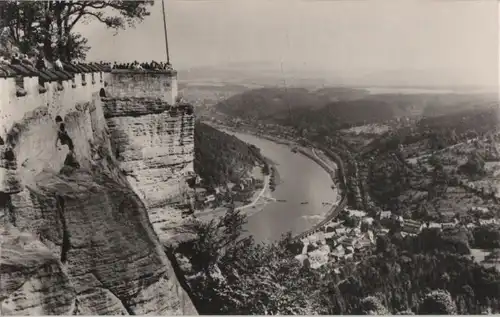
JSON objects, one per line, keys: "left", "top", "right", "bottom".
{"left": 236, "top": 174, "right": 272, "bottom": 211}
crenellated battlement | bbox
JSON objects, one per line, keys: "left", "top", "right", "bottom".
{"left": 0, "top": 62, "right": 109, "bottom": 138}
{"left": 0, "top": 62, "right": 179, "bottom": 140}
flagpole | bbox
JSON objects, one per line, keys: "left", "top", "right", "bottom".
{"left": 161, "top": 0, "right": 171, "bottom": 65}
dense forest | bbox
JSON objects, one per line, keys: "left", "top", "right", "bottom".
{"left": 174, "top": 210, "right": 500, "bottom": 315}
{"left": 194, "top": 121, "right": 265, "bottom": 187}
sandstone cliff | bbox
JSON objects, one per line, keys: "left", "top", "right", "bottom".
{"left": 0, "top": 72, "right": 197, "bottom": 315}
{"left": 103, "top": 97, "right": 196, "bottom": 246}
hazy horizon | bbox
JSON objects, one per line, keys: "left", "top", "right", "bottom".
{"left": 79, "top": 0, "right": 498, "bottom": 89}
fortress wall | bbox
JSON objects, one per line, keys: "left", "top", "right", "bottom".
{"left": 0, "top": 70, "right": 104, "bottom": 140}
{"left": 107, "top": 70, "right": 178, "bottom": 105}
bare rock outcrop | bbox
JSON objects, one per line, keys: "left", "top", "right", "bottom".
{"left": 1, "top": 224, "right": 76, "bottom": 315}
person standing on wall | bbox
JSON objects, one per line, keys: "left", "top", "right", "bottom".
{"left": 36, "top": 52, "right": 46, "bottom": 70}
{"left": 55, "top": 116, "right": 80, "bottom": 169}
{"left": 55, "top": 116, "right": 74, "bottom": 153}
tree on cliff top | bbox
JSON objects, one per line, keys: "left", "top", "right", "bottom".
{"left": 177, "top": 208, "right": 248, "bottom": 277}
{"left": 0, "top": 0, "right": 153, "bottom": 61}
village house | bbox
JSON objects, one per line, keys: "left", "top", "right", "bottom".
{"left": 331, "top": 244, "right": 345, "bottom": 257}
{"left": 347, "top": 209, "right": 367, "bottom": 218}
{"left": 241, "top": 177, "right": 254, "bottom": 186}
{"left": 204, "top": 194, "right": 216, "bottom": 203}
{"left": 402, "top": 219, "right": 423, "bottom": 235}
{"left": 478, "top": 218, "right": 498, "bottom": 226}
{"left": 379, "top": 210, "right": 397, "bottom": 226}
{"left": 471, "top": 206, "right": 489, "bottom": 214}
{"left": 341, "top": 237, "right": 356, "bottom": 248}
{"left": 336, "top": 235, "right": 348, "bottom": 244}
{"left": 355, "top": 238, "right": 372, "bottom": 251}
{"left": 441, "top": 222, "right": 457, "bottom": 230}
{"left": 427, "top": 222, "right": 443, "bottom": 230}
{"left": 362, "top": 217, "right": 374, "bottom": 225}
{"left": 466, "top": 223, "right": 477, "bottom": 229}
{"left": 335, "top": 227, "right": 348, "bottom": 235}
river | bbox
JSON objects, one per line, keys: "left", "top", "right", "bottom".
{"left": 224, "top": 130, "right": 337, "bottom": 243}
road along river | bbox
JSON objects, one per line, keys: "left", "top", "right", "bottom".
{"left": 223, "top": 130, "right": 338, "bottom": 243}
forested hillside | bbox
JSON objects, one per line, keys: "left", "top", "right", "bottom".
{"left": 194, "top": 122, "right": 264, "bottom": 187}
{"left": 215, "top": 87, "right": 496, "bottom": 128}
{"left": 215, "top": 87, "right": 329, "bottom": 121}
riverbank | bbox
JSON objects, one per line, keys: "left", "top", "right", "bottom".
{"left": 193, "top": 175, "right": 276, "bottom": 224}
{"left": 211, "top": 123, "right": 344, "bottom": 236}
{"left": 193, "top": 141, "right": 278, "bottom": 222}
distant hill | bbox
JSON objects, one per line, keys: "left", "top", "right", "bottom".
{"left": 214, "top": 87, "right": 371, "bottom": 121}
{"left": 214, "top": 87, "right": 324, "bottom": 121}
{"left": 313, "top": 87, "right": 370, "bottom": 102}
{"left": 194, "top": 122, "right": 264, "bottom": 187}
{"left": 283, "top": 99, "right": 402, "bottom": 134}
{"left": 215, "top": 86, "right": 496, "bottom": 128}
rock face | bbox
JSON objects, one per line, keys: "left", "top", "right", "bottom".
{"left": 103, "top": 97, "right": 196, "bottom": 244}
{"left": 1, "top": 72, "right": 197, "bottom": 315}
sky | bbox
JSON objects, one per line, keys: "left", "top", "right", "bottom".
{"left": 79, "top": 0, "right": 499, "bottom": 88}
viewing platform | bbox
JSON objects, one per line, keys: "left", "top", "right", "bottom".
{"left": 107, "top": 67, "right": 178, "bottom": 105}
{"left": 110, "top": 68, "right": 177, "bottom": 76}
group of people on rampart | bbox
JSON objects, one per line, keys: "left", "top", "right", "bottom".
{"left": 110, "top": 60, "right": 174, "bottom": 71}
{"left": 1, "top": 51, "right": 173, "bottom": 76}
